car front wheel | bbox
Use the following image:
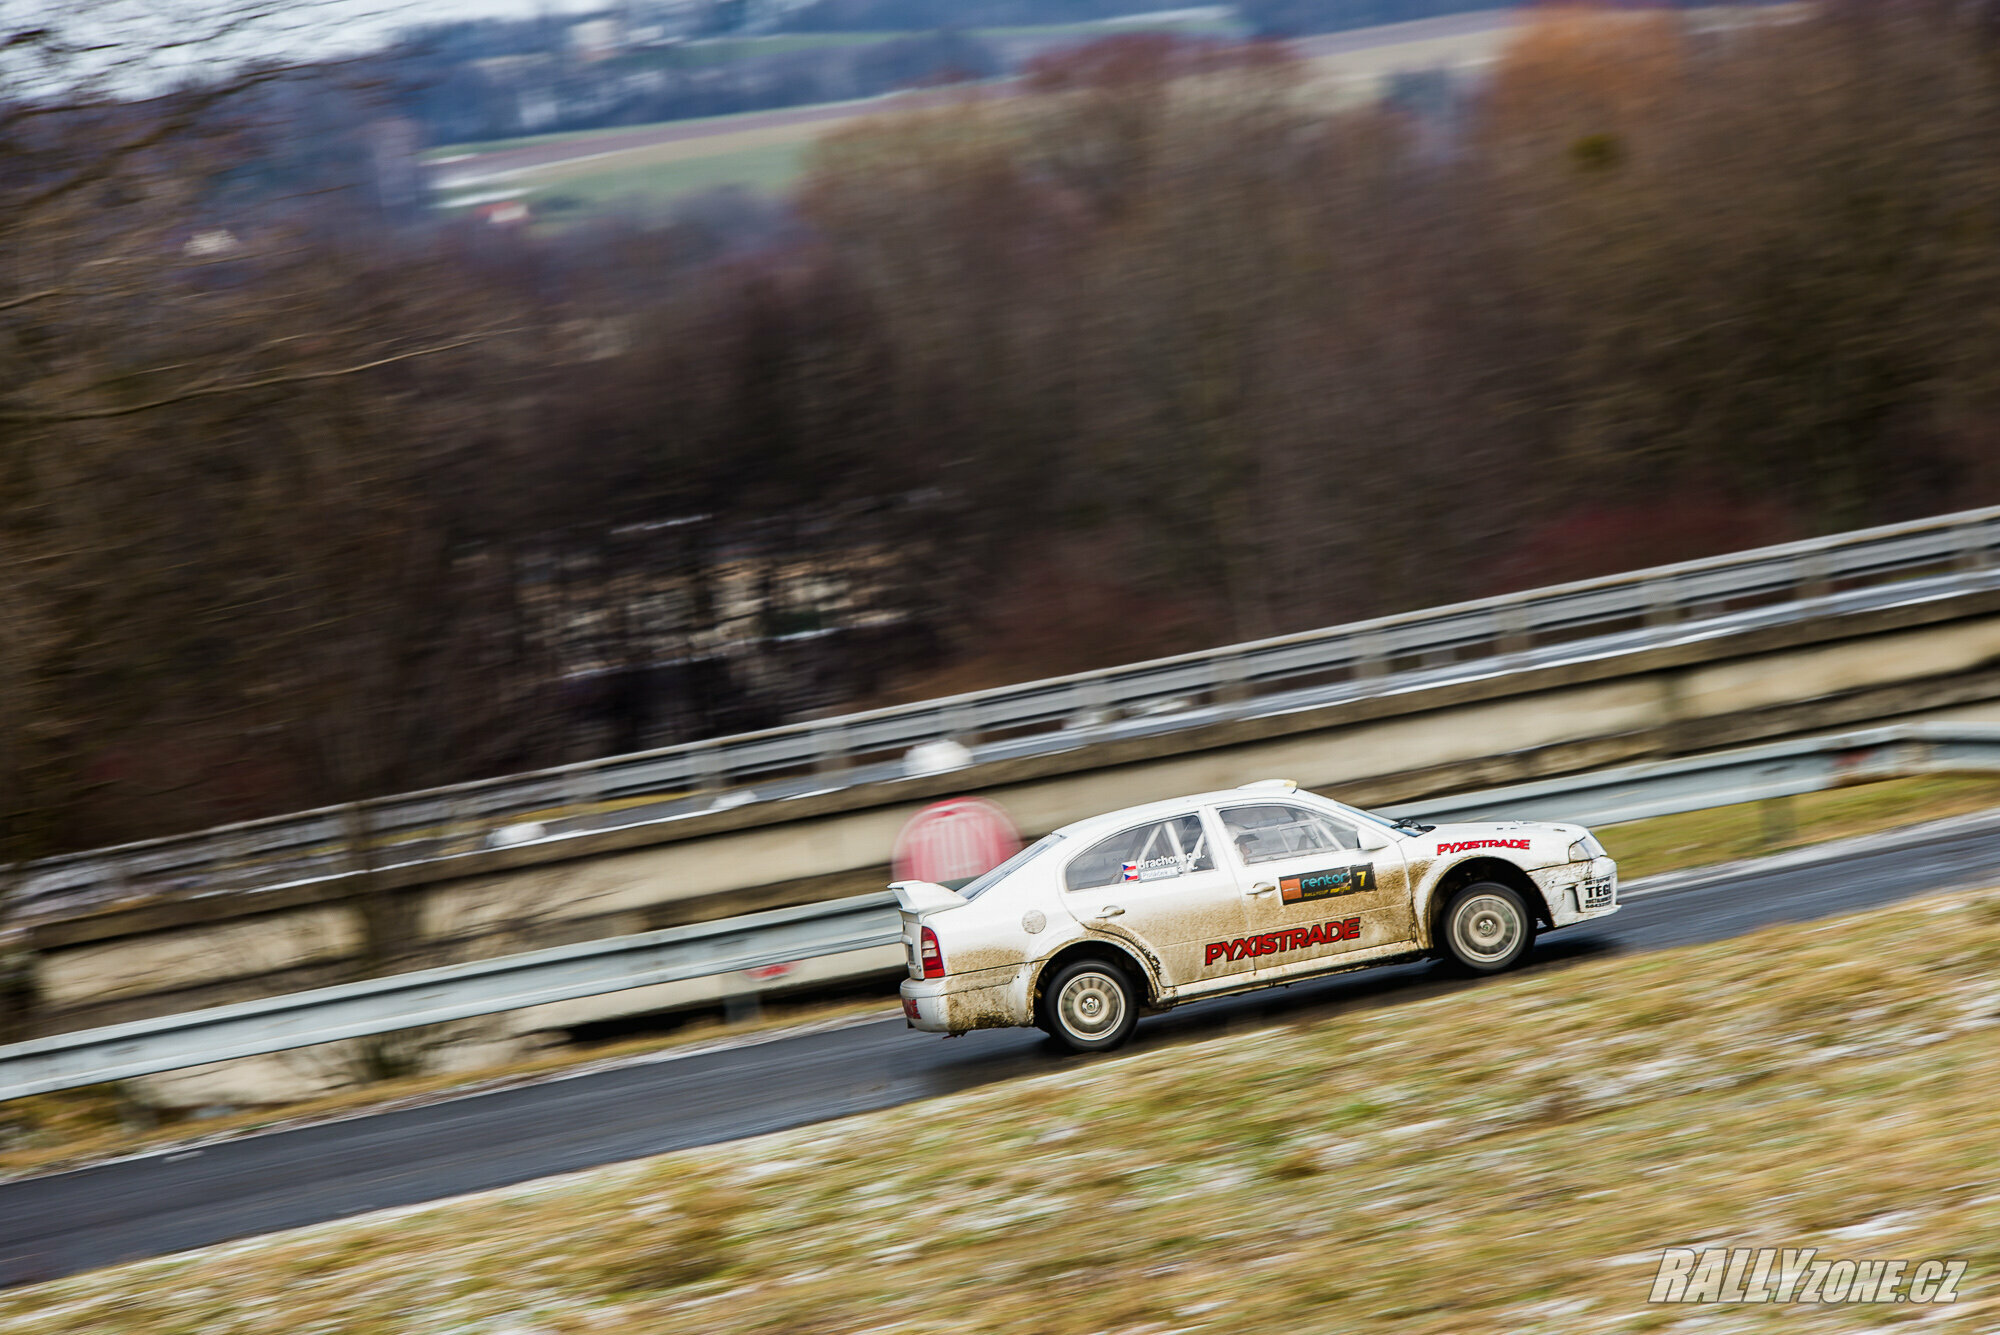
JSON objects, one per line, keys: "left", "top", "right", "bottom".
{"left": 1440, "top": 881, "right": 1535, "bottom": 974}
{"left": 1039, "top": 958, "right": 1139, "bottom": 1053}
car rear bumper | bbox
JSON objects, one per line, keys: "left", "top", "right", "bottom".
{"left": 900, "top": 966, "right": 1034, "bottom": 1034}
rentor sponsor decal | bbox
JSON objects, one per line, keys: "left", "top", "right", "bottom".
{"left": 1204, "top": 916, "right": 1360, "bottom": 965}
{"left": 1437, "top": 838, "right": 1530, "bottom": 855}
{"left": 1280, "top": 864, "right": 1376, "bottom": 904}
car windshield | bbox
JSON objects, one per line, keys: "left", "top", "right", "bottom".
{"left": 958, "top": 832, "right": 1064, "bottom": 901}
{"left": 1325, "top": 800, "right": 1410, "bottom": 836}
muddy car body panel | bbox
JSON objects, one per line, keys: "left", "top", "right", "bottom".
{"left": 896, "top": 780, "right": 1620, "bottom": 1043}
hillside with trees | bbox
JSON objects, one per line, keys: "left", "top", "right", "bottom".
{"left": 5, "top": 2, "right": 2000, "bottom": 868}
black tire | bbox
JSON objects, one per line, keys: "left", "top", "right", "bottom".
{"left": 1038, "top": 958, "right": 1140, "bottom": 1053}
{"left": 1438, "top": 881, "right": 1536, "bottom": 974}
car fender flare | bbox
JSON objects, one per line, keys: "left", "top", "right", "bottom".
{"left": 1414, "top": 855, "right": 1554, "bottom": 948}
{"left": 1031, "top": 933, "right": 1165, "bottom": 1010}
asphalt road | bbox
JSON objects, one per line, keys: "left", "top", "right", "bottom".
{"left": 8, "top": 808, "right": 2000, "bottom": 1289}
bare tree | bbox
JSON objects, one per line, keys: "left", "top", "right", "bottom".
{"left": 0, "top": 5, "right": 536, "bottom": 870}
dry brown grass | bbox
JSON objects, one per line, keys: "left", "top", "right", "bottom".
{"left": 1600, "top": 772, "right": 2000, "bottom": 879}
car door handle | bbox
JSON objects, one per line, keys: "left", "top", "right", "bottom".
{"left": 1094, "top": 905, "right": 1126, "bottom": 918}
{"left": 1247, "top": 882, "right": 1278, "bottom": 897}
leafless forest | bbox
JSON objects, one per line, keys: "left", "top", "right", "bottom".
{"left": 6, "top": 2, "right": 2000, "bottom": 861}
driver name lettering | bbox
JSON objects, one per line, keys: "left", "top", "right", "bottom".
{"left": 1204, "top": 916, "right": 1360, "bottom": 965}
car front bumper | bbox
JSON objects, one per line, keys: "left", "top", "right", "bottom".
{"left": 900, "top": 965, "right": 1035, "bottom": 1034}
{"left": 1533, "top": 855, "right": 1621, "bottom": 927}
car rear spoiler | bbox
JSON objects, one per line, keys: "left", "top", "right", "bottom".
{"left": 890, "top": 880, "right": 966, "bottom": 916}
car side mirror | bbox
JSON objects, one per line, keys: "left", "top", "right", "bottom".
{"left": 1355, "top": 825, "right": 1392, "bottom": 852}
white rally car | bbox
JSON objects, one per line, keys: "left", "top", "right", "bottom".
{"left": 896, "top": 780, "right": 1618, "bottom": 1052}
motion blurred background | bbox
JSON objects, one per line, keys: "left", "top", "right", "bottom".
{"left": 6, "top": 0, "right": 2000, "bottom": 864}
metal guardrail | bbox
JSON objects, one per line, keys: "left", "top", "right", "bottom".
{"left": 0, "top": 893, "right": 903, "bottom": 1102}
{"left": 6, "top": 721, "right": 2000, "bottom": 1101}
{"left": 12, "top": 504, "right": 2000, "bottom": 923}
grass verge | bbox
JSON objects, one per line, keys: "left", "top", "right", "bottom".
{"left": 1597, "top": 772, "right": 2000, "bottom": 880}
{"left": 528, "top": 139, "right": 810, "bottom": 216}
{"left": 436, "top": 120, "right": 829, "bottom": 216}
{"left": 425, "top": 95, "right": 889, "bottom": 160}
{"left": 5, "top": 883, "right": 1997, "bottom": 1331}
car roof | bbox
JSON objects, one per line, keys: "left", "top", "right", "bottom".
{"left": 1052, "top": 784, "right": 1334, "bottom": 843}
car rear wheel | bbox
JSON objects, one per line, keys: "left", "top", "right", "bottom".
{"left": 1440, "top": 881, "right": 1535, "bottom": 974}
{"left": 1039, "top": 958, "right": 1139, "bottom": 1053}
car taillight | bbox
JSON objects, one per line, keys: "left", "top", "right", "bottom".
{"left": 920, "top": 926, "right": 945, "bottom": 979}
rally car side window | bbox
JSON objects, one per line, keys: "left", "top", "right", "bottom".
{"left": 1221, "top": 803, "right": 1360, "bottom": 866}
{"left": 1167, "top": 814, "right": 1215, "bottom": 874}
{"left": 1065, "top": 815, "right": 1214, "bottom": 892}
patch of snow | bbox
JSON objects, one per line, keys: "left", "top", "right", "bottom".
{"left": 1830, "top": 1211, "right": 1917, "bottom": 1240}
{"left": 902, "top": 739, "right": 973, "bottom": 777}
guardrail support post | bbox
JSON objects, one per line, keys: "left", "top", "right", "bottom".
{"left": 945, "top": 704, "right": 976, "bottom": 748}
{"left": 1068, "top": 681, "right": 1109, "bottom": 731}
{"left": 694, "top": 742, "right": 724, "bottom": 795}
{"left": 815, "top": 724, "right": 849, "bottom": 777}
{"left": 1758, "top": 793, "right": 1796, "bottom": 849}
{"left": 1645, "top": 577, "right": 1680, "bottom": 628}
{"left": 1799, "top": 553, "right": 1832, "bottom": 602}
{"left": 1958, "top": 526, "right": 1990, "bottom": 572}
{"left": 1212, "top": 654, "right": 1251, "bottom": 704}
{"left": 0, "top": 926, "right": 37, "bottom": 1045}
{"left": 723, "top": 975, "right": 762, "bottom": 1025}
{"left": 1354, "top": 630, "right": 1387, "bottom": 679}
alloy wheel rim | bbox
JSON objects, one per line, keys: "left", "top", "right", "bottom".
{"left": 1455, "top": 894, "right": 1521, "bottom": 962}
{"left": 1058, "top": 971, "right": 1125, "bottom": 1037}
